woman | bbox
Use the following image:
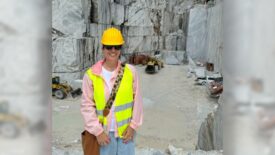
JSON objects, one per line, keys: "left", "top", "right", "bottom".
{"left": 81, "top": 27, "right": 143, "bottom": 155}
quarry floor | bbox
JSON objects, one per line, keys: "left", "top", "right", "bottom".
{"left": 52, "top": 64, "right": 218, "bottom": 153}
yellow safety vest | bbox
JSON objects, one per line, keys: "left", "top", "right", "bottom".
{"left": 86, "top": 64, "right": 134, "bottom": 138}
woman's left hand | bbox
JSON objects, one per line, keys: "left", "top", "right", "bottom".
{"left": 122, "top": 126, "right": 135, "bottom": 143}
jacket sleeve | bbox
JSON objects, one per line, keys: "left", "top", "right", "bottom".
{"left": 80, "top": 73, "right": 104, "bottom": 136}
{"left": 128, "top": 65, "right": 143, "bottom": 130}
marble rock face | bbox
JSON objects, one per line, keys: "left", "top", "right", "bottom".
{"left": 52, "top": 38, "right": 83, "bottom": 73}
{"left": 124, "top": 35, "right": 164, "bottom": 54}
{"left": 52, "top": 37, "right": 95, "bottom": 73}
{"left": 52, "top": 0, "right": 85, "bottom": 37}
{"left": 164, "top": 30, "right": 186, "bottom": 51}
{"left": 164, "top": 50, "right": 185, "bottom": 65}
{"left": 125, "top": 6, "right": 153, "bottom": 27}
{"left": 206, "top": 2, "right": 223, "bottom": 73}
{"left": 52, "top": 0, "right": 224, "bottom": 85}
{"left": 197, "top": 102, "right": 223, "bottom": 151}
{"left": 111, "top": 3, "right": 125, "bottom": 25}
{"left": 186, "top": 5, "right": 208, "bottom": 61}
{"left": 92, "top": 0, "right": 129, "bottom": 25}
{"left": 124, "top": 26, "right": 155, "bottom": 37}
{"left": 125, "top": 36, "right": 151, "bottom": 53}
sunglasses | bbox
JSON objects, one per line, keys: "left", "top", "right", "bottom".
{"left": 103, "top": 45, "right": 122, "bottom": 50}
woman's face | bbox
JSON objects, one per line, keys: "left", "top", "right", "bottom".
{"left": 103, "top": 45, "right": 121, "bottom": 62}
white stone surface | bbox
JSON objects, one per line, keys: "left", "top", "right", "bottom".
{"left": 206, "top": 2, "right": 223, "bottom": 73}
{"left": 124, "top": 35, "right": 163, "bottom": 53}
{"left": 177, "top": 36, "right": 186, "bottom": 50}
{"left": 111, "top": 3, "right": 125, "bottom": 25}
{"left": 164, "top": 30, "right": 185, "bottom": 51}
{"left": 186, "top": 5, "right": 208, "bottom": 61}
{"left": 174, "top": 0, "right": 194, "bottom": 14}
{"left": 52, "top": 38, "right": 83, "bottom": 72}
{"left": 52, "top": 147, "right": 167, "bottom": 155}
{"left": 80, "top": 37, "right": 97, "bottom": 68}
{"left": 136, "top": 148, "right": 165, "bottom": 155}
{"left": 52, "top": 0, "right": 85, "bottom": 37}
{"left": 126, "top": 26, "right": 155, "bottom": 36}
{"left": 89, "top": 23, "right": 98, "bottom": 36}
{"left": 125, "top": 3, "right": 153, "bottom": 26}
{"left": 52, "top": 37, "right": 96, "bottom": 74}
{"left": 89, "top": 24, "right": 113, "bottom": 37}
{"left": 165, "top": 35, "right": 177, "bottom": 50}
{"left": 126, "top": 36, "right": 150, "bottom": 53}
{"left": 164, "top": 51, "right": 185, "bottom": 65}
{"left": 81, "top": 0, "right": 91, "bottom": 24}
{"left": 168, "top": 145, "right": 223, "bottom": 155}
{"left": 53, "top": 0, "right": 205, "bottom": 84}
{"left": 142, "top": 0, "right": 167, "bottom": 9}
{"left": 98, "top": 0, "right": 112, "bottom": 24}
{"left": 161, "top": 10, "right": 174, "bottom": 35}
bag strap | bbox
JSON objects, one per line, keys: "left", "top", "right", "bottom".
{"left": 103, "top": 63, "right": 125, "bottom": 116}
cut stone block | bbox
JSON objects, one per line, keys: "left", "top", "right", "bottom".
{"left": 124, "top": 26, "right": 155, "bottom": 37}
{"left": 111, "top": 3, "right": 125, "bottom": 25}
{"left": 164, "top": 51, "right": 185, "bottom": 65}
{"left": 52, "top": 37, "right": 96, "bottom": 73}
{"left": 186, "top": 5, "right": 208, "bottom": 61}
{"left": 52, "top": 0, "right": 85, "bottom": 37}
{"left": 52, "top": 38, "right": 83, "bottom": 72}
{"left": 125, "top": 4, "right": 153, "bottom": 27}
{"left": 206, "top": 2, "right": 223, "bottom": 73}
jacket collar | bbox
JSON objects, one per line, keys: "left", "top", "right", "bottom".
{"left": 91, "top": 59, "right": 121, "bottom": 76}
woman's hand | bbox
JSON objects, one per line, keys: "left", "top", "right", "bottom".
{"left": 122, "top": 126, "right": 135, "bottom": 143}
{"left": 96, "top": 132, "right": 110, "bottom": 146}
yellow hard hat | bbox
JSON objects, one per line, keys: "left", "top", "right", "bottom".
{"left": 101, "top": 27, "right": 124, "bottom": 45}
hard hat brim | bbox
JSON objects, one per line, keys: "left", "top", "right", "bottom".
{"left": 101, "top": 41, "right": 124, "bottom": 46}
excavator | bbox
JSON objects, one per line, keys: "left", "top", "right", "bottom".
{"left": 52, "top": 76, "right": 82, "bottom": 99}
{"left": 145, "top": 57, "right": 164, "bottom": 74}
{"left": 0, "top": 100, "right": 27, "bottom": 138}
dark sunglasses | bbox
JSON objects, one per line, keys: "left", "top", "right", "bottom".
{"left": 103, "top": 45, "right": 122, "bottom": 50}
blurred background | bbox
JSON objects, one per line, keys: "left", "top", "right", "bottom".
{"left": 0, "top": 0, "right": 51, "bottom": 155}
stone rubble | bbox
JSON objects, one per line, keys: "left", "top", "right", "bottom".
{"left": 52, "top": 145, "right": 222, "bottom": 155}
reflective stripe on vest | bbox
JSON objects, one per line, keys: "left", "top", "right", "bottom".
{"left": 86, "top": 64, "right": 134, "bottom": 138}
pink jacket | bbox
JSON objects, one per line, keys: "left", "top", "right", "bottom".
{"left": 80, "top": 60, "right": 143, "bottom": 137}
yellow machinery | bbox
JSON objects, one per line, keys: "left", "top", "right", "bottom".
{"left": 52, "top": 76, "right": 73, "bottom": 99}
{"left": 0, "top": 100, "right": 27, "bottom": 138}
{"left": 145, "top": 57, "right": 164, "bottom": 74}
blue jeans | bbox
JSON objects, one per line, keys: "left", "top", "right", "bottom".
{"left": 100, "top": 132, "right": 135, "bottom": 155}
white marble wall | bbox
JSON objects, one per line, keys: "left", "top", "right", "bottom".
{"left": 52, "top": 0, "right": 217, "bottom": 83}
{"left": 52, "top": 37, "right": 97, "bottom": 85}
{"left": 52, "top": 0, "right": 96, "bottom": 84}
{"left": 52, "top": 38, "right": 83, "bottom": 72}
{"left": 52, "top": 0, "right": 85, "bottom": 37}
{"left": 206, "top": 1, "right": 223, "bottom": 73}
{"left": 186, "top": 5, "right": 208, "bottom": 61}
{"left": 186, "top": 2, "right": 223, "bottom": 73}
